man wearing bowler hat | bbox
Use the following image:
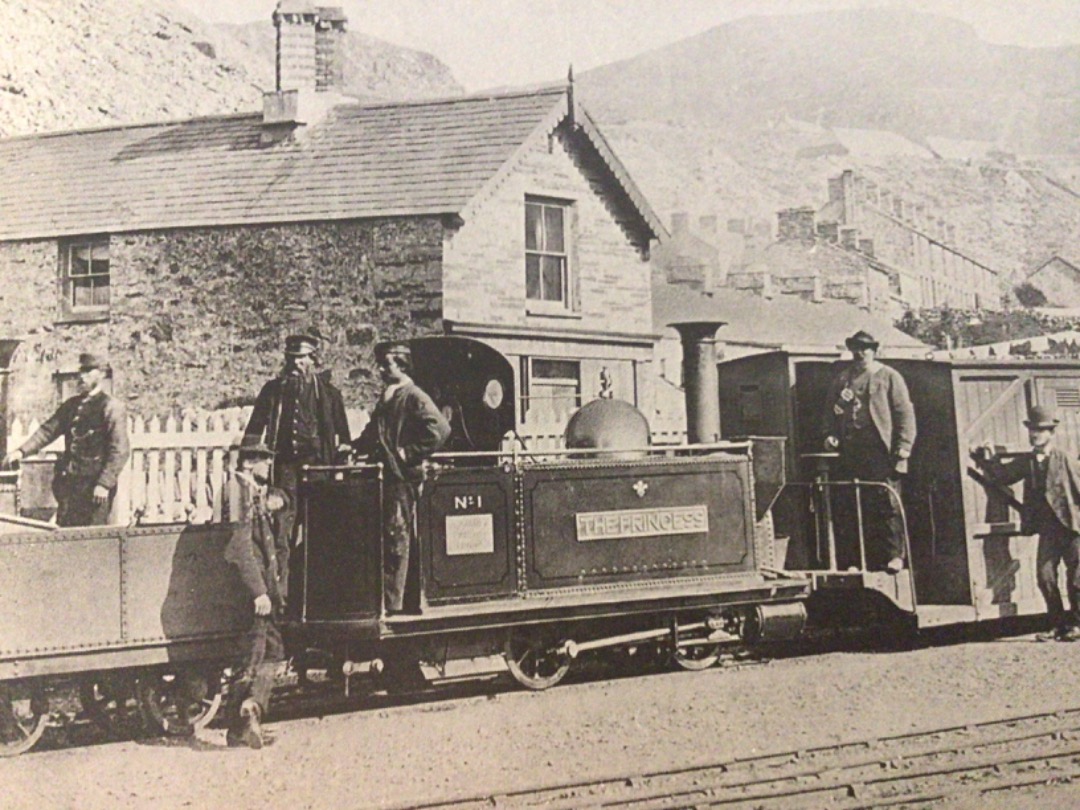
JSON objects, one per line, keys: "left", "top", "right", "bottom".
{"left": 243, "top": 332, "right": 351, "bottom": 550}
{"left": 4, "top": 353, "right": 130, "bottom": 526}
{"left": 974, "top": 404, "right": 1080, "bottom": 641}
{"left": 822, "top": 330, "right": 917, "bottom": 573}
{"left": 351, "top": 340, "right": 450, "bottom": 614}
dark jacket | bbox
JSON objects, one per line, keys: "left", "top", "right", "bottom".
{"left": 244, "top": 368, "right": 350, "bottom": 464}
{"left": 352, "top": 382, "right": 451, "bottom": 483}
{"left": 224, "top": 475, "right": 291, "bottom": 608}
{"left": 20, "top": 390, "right": 130, "bottom": 489}
{"left": 984, "top": 447, "right": 1080, "bottom": 535}
{"left": 823, "top": 361, "right": 917, "bottom": 471}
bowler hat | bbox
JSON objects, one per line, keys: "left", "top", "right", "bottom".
{"left": 845, "top": 330, "right": 880, "bottom": 351}
{"left": 1024, "top": 404, "right": 1060, "bottom": 430}
{"left": 374, "top": 340, "right": 412, "bottom": 362}
{"left": 78, "top": 352, "right": 105, "bottom": 372}
{"left": 284, "top": 334, "right": 318, "bottom": 357}
{"left": 237, "top": 442, "right": 276, "bottom": 460}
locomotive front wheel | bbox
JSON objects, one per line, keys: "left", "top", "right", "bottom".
{"left": 672, "top": 641, "right": 722, "bottom": 671}
{"left": 136, "top": 668, "right": 222, "bottom": 737}
{"left": 79, "top": 675, "right": 139, "bottom": 738}
{"left": 0, "top": 685, "right": 49, "bottom": 757}
{"left": 504, "top": 630, "right": 571, "bottom": 690}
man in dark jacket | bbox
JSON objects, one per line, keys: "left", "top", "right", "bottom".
{"left": 223, "top": 442, "right": 291, "bottom": 748}
{"left": 974, "top": 404, "right": 1080, "bottom": 642}
{"left": 822, "top": 330, "right": 917, "bottom": 572}
{"left": 4, "top": 353, "right": 130, "bottom": 526}
{"left": 352, "top": 341, "right": 451, "bottom": 613}
{"left": 243, "top": 333, "right": 351, "bottom": 548}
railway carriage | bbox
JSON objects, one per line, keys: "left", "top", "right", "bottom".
{"left": 717, "top": 350, "right": 1080, "bottom": 629}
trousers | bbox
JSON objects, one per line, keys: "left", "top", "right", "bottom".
{"left": 1035, "top": 520, "right": 1080, "bottom": 630}
{"left": 383, "top": 480, "right": 418, "bottom": 612}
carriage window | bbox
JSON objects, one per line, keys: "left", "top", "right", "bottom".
{"left": 60, "top": 238, "right": 110, "bottom": 320}
{"left": 521, "top": 357, "right": 580, "bottom": 425}
{"left": 525, "top": 197, "right": 573, "bottom": 311}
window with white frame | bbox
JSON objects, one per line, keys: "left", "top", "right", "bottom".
{"left": 525, "top": 197, "right": 572, "bottom": 310}
{"left": 520, "top": 357, "right": 580, "bottom": 426}
{"left": 61, "top": 238, "right": 110, "bottom": 318}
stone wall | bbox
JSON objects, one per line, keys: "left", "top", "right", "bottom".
{"left": 0, "top": 219, "right": 443, "bottom": 421}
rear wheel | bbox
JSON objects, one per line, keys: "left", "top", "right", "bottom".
{"left": 671, "top": 641, "right": 722, "bottom": 671}
{"left": 0, "top": 684, "right": 49, "bottom": 757}
{"left": 504, "top": 629, "right": 571, "bottom": 690}
{"left": 136, "top": 667, "right": 222, "bottom": 737}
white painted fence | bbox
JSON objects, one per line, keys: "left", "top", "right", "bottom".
{"left": 8, "top": 407, "right": 371, "bottom": 525}
{"left": 9, "top": 409, "right": 686, "bottom": 525}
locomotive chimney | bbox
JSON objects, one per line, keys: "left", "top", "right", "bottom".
{"left": 671, "top": 321, "right": 725, "bottom": 444}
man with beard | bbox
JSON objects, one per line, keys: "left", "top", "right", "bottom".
{"left": 243, "top": 333, "right": 351, "bottom": 548}
{"left": 4, "top": 353, "right": 130, "bottom": 526}
{"left": 822, "top": 330, "right": 917, "bottom": 573}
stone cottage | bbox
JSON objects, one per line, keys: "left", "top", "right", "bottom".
{"left": 0, "top": 6, "right": 664, "bottom": 436}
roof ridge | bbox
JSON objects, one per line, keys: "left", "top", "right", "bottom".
{"left": 335, "top": 84, "right": 567, "bottom": 113}
{"left": 1, "top": 111, "right": 263, "bottom": 143}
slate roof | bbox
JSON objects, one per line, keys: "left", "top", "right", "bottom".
{"left": 0, "top": 86, "right": 662, "bottom": 242}
{"left": 653, "top": 282, "right": 927, "bottom": 355}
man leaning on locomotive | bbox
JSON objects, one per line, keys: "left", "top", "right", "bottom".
{"left": 3, "top": 353, "right": 130, "bottom": 527}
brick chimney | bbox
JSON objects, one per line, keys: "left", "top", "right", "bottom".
{"left": 858, "top": 238, "right": 875, "bottom": 258}
{"left": 840, "top": 227, "right": 858, "bottom": 250}
{"left": 777, "top": 207, "right": 816, "bottom": 241}
{"left": 264, "top": 2, "right": 349, "bottom": 129}
{"left": 315, "top": 7, "right": 347, "bottom": 92}
{"left": 817, "top": 221, "right": 839, "bottom": 244}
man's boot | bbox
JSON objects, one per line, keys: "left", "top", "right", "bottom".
{"left": 238, "top": 698, "right": 264, "bottom": 749}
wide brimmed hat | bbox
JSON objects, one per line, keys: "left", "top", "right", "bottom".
{"left": 374, "top": 340, "right": 412, "bottom": 362}
{"left": 284, "top": 334, "right": 319, "bottom": 357}
{"left": 1024, "top": 404, "right": 1060, "bottom": 430}
{"left": 844, "top": 330, "right": 880, "bottom": 351}
{"left": 78, "top": 352, "right": 106, "bottom": 371}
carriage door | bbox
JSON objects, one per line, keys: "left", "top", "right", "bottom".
{"left": 957, "top": 370, "right": 1043, "bottom": 617}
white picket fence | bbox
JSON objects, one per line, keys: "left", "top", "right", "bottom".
{"left": 8, "top": 410, "right": 687, "bottom": 525}
{"left": 8, "top": 407, "right": 370, "bottom": 526}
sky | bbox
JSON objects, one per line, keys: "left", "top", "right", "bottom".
{"left": 171, "top": 0, "right": 1080, "bottom": 91}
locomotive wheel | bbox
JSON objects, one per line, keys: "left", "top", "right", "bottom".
{"left": 0, "top": 684, "right": 49, "bottom": 757}
{"left": 504, "top": 630, "right": 571, "bottom": 690}
{"left": 672, "top": 641, "right": 722, "bottom": 671}
{"left": 79, "top": 675, "right": 139, "bottom": 738}
{"left": 136, "top": 668, "right": 222, "bottom": 737}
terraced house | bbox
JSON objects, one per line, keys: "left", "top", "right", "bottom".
{"left": 0, "top": 5, "right": 664, "bottom": 437}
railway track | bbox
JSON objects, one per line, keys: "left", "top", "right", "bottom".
{"left": 405, "top": 706, "right": 1080, "bottom": 810}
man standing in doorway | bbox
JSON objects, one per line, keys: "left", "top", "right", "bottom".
{"left": 822, "top": 330, "right": 917, "bottom": 573}
{"left": 243, "top": 333, "right": 351, "bottom": 548}
{"left": 351, "top": 341, "right": 450, "bottom": 614}
{"left": 4, "top": 353, "right": 130, "bottom": 526}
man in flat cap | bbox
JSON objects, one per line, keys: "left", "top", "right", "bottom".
{"left": 352, "top": 340, "right": 451, "bottom": 614}
{"left": 223, "top": 442, "right": 292, "bottom": 748}
{"left": 243, "top": 332, "right": 351, "bottom": 549}
{"left": 973, "top": 405, "right": 1080, "bottom": 641}
{"left": 4, "top": 353, "right": 130, "bottom": 526}
{"left": 822, "top": 330, "right": 917, "bottom": 573}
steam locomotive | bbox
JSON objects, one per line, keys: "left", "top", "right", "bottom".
{"left": 2, "top": 325, "right": 1076, "bottom": 756}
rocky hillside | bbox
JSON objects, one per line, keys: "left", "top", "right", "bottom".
{"left": 223, "top": 21, "right": 460, "bottom": 103}
{"left": 577, "top": 8, "right": 1080, "bottom": 285}
{"left": 0, "top": 0, "right": 461, "bottom": 138}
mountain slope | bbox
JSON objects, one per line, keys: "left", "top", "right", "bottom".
{"left": 578, "top": 8, "right": 1080, "bottom": 155}
{"left": 0, "top": 0, "right": 461, "bottom": 138}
